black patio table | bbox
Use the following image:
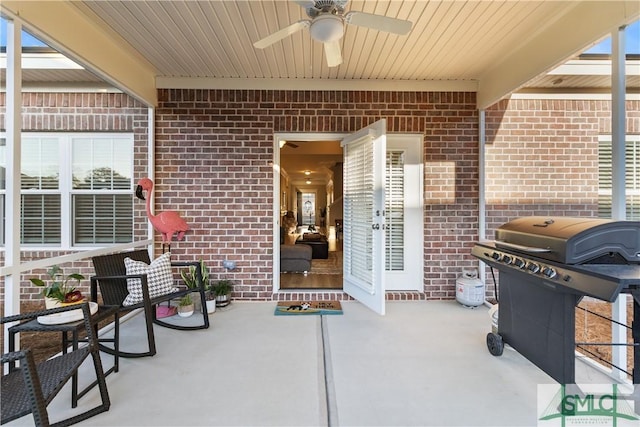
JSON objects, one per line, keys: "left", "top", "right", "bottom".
{"left": 8, "top": 305, "right": 120, "bottom": 408}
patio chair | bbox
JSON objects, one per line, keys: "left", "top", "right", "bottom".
{"left": 90, "top": 249, "right": 209, "bottom": 358}
{"left": 1, "top": 303, "right": 111, "bottom": 427}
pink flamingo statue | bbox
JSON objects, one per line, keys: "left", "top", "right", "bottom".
{"left": 135, "top": 177, "right": 189, "bottom": 253}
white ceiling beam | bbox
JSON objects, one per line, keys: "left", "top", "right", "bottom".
{"left": 156, "top": 77, "right": 478, "bottom": 92}
{"left": 0, "top": 53, "right": 84, "bottom": 70}
{"left": 477, "top": 1, "right": 640, "bottom": 110}
{"left": 1, "top": 1, "right": 157, "bottom": 106}
{"left": 548, "top": 60, "right": 640, "bottom": 76}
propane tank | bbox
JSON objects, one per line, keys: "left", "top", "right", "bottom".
{"left": 456, "top": 268, "right": 485, "bottom": 308}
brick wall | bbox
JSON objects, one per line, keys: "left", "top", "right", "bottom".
{"left": 4, "top": 91, "right": 634, "bottom": 303}
{"left": 0, "top": 92, "right": 149, "bottom": 301}
{"left": 155, "top": 89, "right": 480, "bottom": 301}
{"left": 485, "top": 98, "right": 640, "bottom": 234}
{"left": 483, "top": 97, "right": 640, "bottom": 299}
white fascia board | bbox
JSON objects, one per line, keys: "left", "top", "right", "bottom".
{"left": 1, "top": 1, "right": 157, "bottom": 106}
{"left": 156, "top": 77, "right": 478, "bottom": 92}
{"left": 477, "top": 1, "right": 640, "bottom": 110}
{"left": 548, "top": 59, "right": 640, "bottom": 76}
{"left": 0, "top": 53, "right": 84, "bottom": 70}
{"left": 512, "top": 92, "right": 640, "bottom": 101}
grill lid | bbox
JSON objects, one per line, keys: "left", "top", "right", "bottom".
{"left": 494, "top": 216, "right": 640, "bottom": 265}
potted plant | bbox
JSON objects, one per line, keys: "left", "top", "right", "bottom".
{"left": 212, "top": 279, "right": 233, "bottom": 307}
{"left": 30, "top": 265, "right": 85, "bottom": 308}
{"left": 177, "top": 294, "right": 194, "bottom": 317}
{"left": 204, "top": 283, "right": 216, "bottom": 314}
{"left": 180, "top": 260, "right": 216, "bottom": 313}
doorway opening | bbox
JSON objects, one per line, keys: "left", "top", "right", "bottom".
{"left": 273, "top": 130, "right": 424, "bottom": 302}
{"left": 277, "top": 137, "right": 344, "bottom": 290}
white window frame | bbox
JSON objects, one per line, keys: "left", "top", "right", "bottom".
{"left": 598, "top": 134, "right": 640, "bottom": 220}
{"left": 0, "top": 132, "right": 135, "bottom": 250}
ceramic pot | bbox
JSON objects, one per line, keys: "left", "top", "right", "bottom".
{"left": 205, "top": 299, "right": 216, "bottom": 314}
{"left": 45, "top": 297, "right": 61, "bottom": 309}
{"left": 215, "top": 294, "right": 230, "bottom": 307}
{"left": 177, "top": 303, "right": 194, "bottom": 318}
{"left": 45, "top": 297, "right": 84, "bottom": 309}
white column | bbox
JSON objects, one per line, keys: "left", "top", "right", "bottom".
{"left": 147, "top": 106, "right": 155, "bottom": 254}
{"left": 3, "top": 18, "right": 22, "bottom": 355}
{"left": 478, "top": 110, "right": 487, "bottom": 301}
{"left": 610, "top": 25, "right": 627, "bottom": 382}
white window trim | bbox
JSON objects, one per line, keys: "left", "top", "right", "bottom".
{"left": 598, "top": 134, "right": 640, "bottom": 194}
{"left": 0, "top": 131, "right": 134, "bottom": 251}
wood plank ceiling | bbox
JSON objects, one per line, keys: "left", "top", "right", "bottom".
{"left": 72, "top": 0, "right": 574, "bottom": 81}
{"left": 1, "top": 1, "right": 638, "bottom": 106}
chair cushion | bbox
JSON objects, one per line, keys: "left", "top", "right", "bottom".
{"left": 123, "top": 252, "right": 178, "bottom": 306}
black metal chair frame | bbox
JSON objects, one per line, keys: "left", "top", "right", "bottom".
{"left": 1, "top": 303, "right": 111, "bottom": 427}
{"left": 90, "top": 249, "right": 209, "bottom": 358}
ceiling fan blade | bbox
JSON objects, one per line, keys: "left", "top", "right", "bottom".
{"left": 344, "top": 11, "right": 412, "bottom": 35}
{"left": 253, "top": 20, "right": 311, "bottom": 49}
{"left": 292, "top": 0, "right": 315, "bottom": 9}
{"left": 324, "top": 40, "right": 342, "bottom": 67}
{"left": 287, "top": 142, "right": 299, "bottom": 148}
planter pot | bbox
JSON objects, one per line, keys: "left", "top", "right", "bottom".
{"left": 45, "top": 297, "right": 84, "bottom": 309}
{"left": 177, "top": 304, "right": 195, "bottom": 318}
{"left": 205, "top": 299, "right": 216, "bottom": 314}
{"left": 216, "top": 294, "right": 230, "bottom": 307}
{"left": 45, "top": 297, "right": 62, "bottom": 309}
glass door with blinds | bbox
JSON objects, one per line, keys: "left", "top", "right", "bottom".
{"left": 341, "top": 120, "right": 387, "bottom": 315}
{"left": 384, "top": 135, "right": 423, "bottom": 291}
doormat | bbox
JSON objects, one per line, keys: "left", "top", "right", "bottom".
{"left": 275, "top": 301, "right": 343, "bottom": 316}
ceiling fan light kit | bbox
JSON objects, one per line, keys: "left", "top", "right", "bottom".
{"left": 309, "top": 14, "right": 344, "bottom": 42}
{"left": 254, "top": 0, "right": 412, "bottom": 68}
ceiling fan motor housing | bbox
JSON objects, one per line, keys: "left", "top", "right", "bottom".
{"left": 310, "top": 14, "right": 344, "bottom": 42}
{"left": 305, "top": 0, "right": 347, "bottom": 17}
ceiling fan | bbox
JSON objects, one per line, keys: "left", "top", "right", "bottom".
{"left": 254, "top": 0, "right": 412, "bottom": 67}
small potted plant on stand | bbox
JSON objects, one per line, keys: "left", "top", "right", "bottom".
{"left": 177, "top": 294, "right": 195, "bottom": 317}
{"left": 212, "top": 279, "right": 233, "bottom": 308}
{"left": 30, "top": 265, "right": 85, "bottom": 308}
{"left": 181, "top": 260, "right": 216, "bottom": 314}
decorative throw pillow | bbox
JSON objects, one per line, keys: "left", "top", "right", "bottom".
{"left": 123, "top": 252, "right": 178, "bottom": 306}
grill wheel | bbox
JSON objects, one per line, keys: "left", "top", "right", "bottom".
{"left": 486, "top": 332, "right": 504, "bottom": 356}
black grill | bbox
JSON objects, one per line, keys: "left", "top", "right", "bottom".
{"left": 472, "top": 216, "right": 640, "bottom": 384}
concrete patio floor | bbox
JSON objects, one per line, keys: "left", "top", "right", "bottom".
{"left": 5, "top": 300, "right": 626, "bottom": 426}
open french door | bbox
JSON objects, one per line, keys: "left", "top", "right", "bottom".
{"left": 341, "top": 119, "right": 386, "bottom": 315}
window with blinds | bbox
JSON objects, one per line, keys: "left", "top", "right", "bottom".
{"left": 0, "top": 133, "right": 134, "bottom": 247}
{"left": 385, "top": 150, "right": 404, "bottom": 271}
{"left": 598, "top": 136, "right": 640, "bottom": 220}
{"left": 343, "top": 136, "right": 374, "bottom": 284}
{"left": 71, "top": 136, "right": 134, "bottom": 245}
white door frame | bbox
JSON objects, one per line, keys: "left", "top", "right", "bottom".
{"left": 272, "top": 132, "right": 346, "bottom": 293}
{"left": 272, "top": 132, "right": 424, "bottom": 294}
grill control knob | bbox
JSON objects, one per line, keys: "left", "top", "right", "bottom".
{"left": 514, "top": 258, "right": 526, "bottom": 269}
{"left": 501, "top": 255, "right": 512, "bottom": 264}
{"left": 542, "top": 267, "right": 556, "bottom": 278}
{"left": 491, "top": 252, "right": 501, "bottom": 260}
{"left": 527, "top": 262, "right": 540, "bottom": 274}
